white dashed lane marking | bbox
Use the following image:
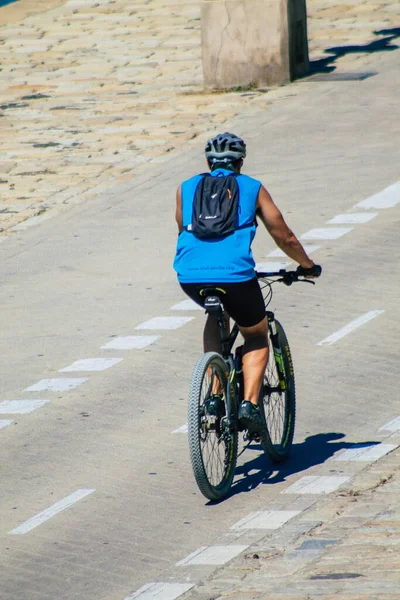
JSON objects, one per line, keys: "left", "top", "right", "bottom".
{"left": 301, "top": 227, "right": 353, "bottom": 240}
{"left": 125, "top": 582, "right": 195, "bottom": 600}
{"left": 101, "top": 335, "right": 160, "bottom": 350}
{"left": 135, "top": 317, "right": 193, "bottom": 330}
{"left": 60, "top": 358, "right": 123, "bottom": 372}
{"left": 282, "top": 476, "right": 350, "bottom": 494}
{"left": 170, "top": 299, "right": 203, "bottom": 311}
{"left": 256, "top": 261, "right": 291, "bottom": 271}
{"left": 267, "top": 244, "right": 320, "bottom": 257}
{"left": 24, "top": 378, "right": 88, "bottom": 392}
{"left": 231, "top": 510, "right": 300, "bottom": 530}
{"left": 380, "top": 416, "right": 400, "bottom": 431}
{"left": 327, "top": 212, "right": 378, "bottom": 224}
{"left": 355, "top": 181, "right": 400, "bottom": 209}
{"left": 333, "top": 443, "right": 398, "bottom": 462}
{"left": 176, "top": 545, "right": 248, "bottom": 566}
{"left": 9, "top": 488, "right": 95, "bottom": 535}
{"left": 172, "top": 424, "right": 188, "bottom": 433}
{"left": 0, "top": 400, "right": 49, "bottom": 414}
{"left": 0, "top": 419, "right": 14, "bottom": 429}
{"left": 317, "top": 310, "right": 384, "bottom": 346}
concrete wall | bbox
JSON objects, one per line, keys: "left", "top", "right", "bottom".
{"left": 201, "top": 0, "right": 309, "bottom": 90}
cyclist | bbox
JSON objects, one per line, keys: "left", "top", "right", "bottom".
{"left": 173, "top": 132, "right": 321, "bottom": 433}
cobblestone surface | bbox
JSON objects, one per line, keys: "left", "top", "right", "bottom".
{"left": 183, "top": 445, "right": 400, "bottom": 600}
{"left": 0, "top": 0, "right": 399, "bottom": 234}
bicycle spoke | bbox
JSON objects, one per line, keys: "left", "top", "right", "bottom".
{"left": 203, "top": 434, "right": 225, "bottom": 485}
{"left": 266, "top": 391, "right": 285, "bottom": 438}
{"left": 262, "top": 344, "right": 285, "bottom": 444}
{"left": 258, "top": 319, "right": 296, "bottom": 462}
{"left": 191, "top": 354, "right": 236, "bottom": 490}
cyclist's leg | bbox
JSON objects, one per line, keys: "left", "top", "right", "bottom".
{"left": 203, "top": 312, "right": 230, "bottom": 354}
{"left": 239, "top": 317, "right": 269, "bottom": 405}
{"left": 180, "top": 282, "right": 229, "bottom": 395}
{"left": 179, "top": 282, "right": 230, "bottom": 354}
{"left": 218, "top": 278, "right": 267, "bottom": 406}
{"left": 204, "top": 314, "right": 231, "bottom": 395}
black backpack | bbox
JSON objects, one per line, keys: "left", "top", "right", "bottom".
{"left": 188, "top": 172, "right": 240, "bottom": 240}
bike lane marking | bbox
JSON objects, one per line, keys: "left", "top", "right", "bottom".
{"left": 317, "top": 310, "right": 385, "bottom": 346}
{"left": 327, "top": 212, "right": 378, "bottom": 224}
{"left": 333, "top": 443, "right": 398, "bottom": 462}
{"left": 267, "top": 244, "right": 321, "bottom": 257}
{"left": 24, "top": 378, "right": 88, "bottom": 392}
{"left": 8, "top": 488, "right": 95, "bottom": 535}
{"left": 354, "top": 180, "right": 400, "bottom": 209}
{"left": 231, "top": 510, "right": 301, "bottom": 530}
{"left": 172, "top": 424, "right": 188, "bottom": 434}
{"left": 256, "top": 261, "right": 291, "bottom": 271}
{"left": 0, "top": 399, "right": 49, "bottom": 414}
{"left": 176, "top": 544, "right": 249, "bottom": 566}
{"left": 282, "top": 475, "right": 350, "bottom": 494}
{"left": 124, "top": 583, "right": 195, "bottom": 600}
{"left": 380, "top": 417, "right": 400, "bottom": 431}
{"left": 101, "top": 335, "right": 160, "bottom": 349}
{"left": 135, "top": 316, "right": 194, "bottom": 330}
{"left": 301, "top": 227, "right": 353, "bottom": 240}
{"left": 59, "top": 358, "right": 123, "bottom": 372}
{"left": 170, "top": 299, "right": 203, "bottom": 311}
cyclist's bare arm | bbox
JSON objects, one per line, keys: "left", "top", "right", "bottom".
{"left": 256, "top": 185, "right": 315, "bottom": 270}
{"left": 175, "top": 185, "right": 184, "bottom": 233}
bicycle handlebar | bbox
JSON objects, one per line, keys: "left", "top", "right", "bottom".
{"left": 256, "top": 267, "right": 321, "bottom": 286}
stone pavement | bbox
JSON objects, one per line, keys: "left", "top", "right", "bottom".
{"left": 180, "top": 444, "right": 400, "bottom": 600}
{"left": 0, "top": 0, "right": 399, "bottom": 234}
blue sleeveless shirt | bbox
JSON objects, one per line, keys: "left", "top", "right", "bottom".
{"left": 173, "top": 169, "right": 261, "bottom": 283}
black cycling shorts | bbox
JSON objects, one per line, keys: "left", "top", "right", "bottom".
{"left": 180, "top": 277, "right": 266, "bottom": 328}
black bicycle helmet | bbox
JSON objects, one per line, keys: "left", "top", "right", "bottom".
{"left": 205, "top": 132, "right": 246, "bottom": 163}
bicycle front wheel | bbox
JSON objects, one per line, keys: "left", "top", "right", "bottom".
{"left": 188, "top": 352, "right": 238, "bottom": 501}
{"left": 259, "top": 320, "right": 296, "bottom": 462}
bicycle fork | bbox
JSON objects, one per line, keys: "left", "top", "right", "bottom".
{"left": 224, "top": 355, "right": 239, "bottom": 431}
{"left": 267, "top": 311, "right": 287, "bottom": 391}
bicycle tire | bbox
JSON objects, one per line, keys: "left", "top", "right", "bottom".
{"left": 259, "top": 320, "right": 296, "bottom": 462}
{"left": 188, "top": 352, "right": 238, "bottom": 501}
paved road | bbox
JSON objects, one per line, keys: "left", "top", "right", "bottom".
{"left": 1, "top": 4, "right": 400, "bottom": 600}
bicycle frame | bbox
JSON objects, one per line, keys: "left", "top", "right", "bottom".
{"left": 202, "top": 269, "right": 312, "bottom": 432}
{"left": 211, "top": 307, "right": 241, "bottom": 431}
{"left": 215, "top": 306, "right": 285, "bottom": 430}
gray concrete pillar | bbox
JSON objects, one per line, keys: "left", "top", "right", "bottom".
{"left": 201, "top": 0, "right": 309, "bottom": 90}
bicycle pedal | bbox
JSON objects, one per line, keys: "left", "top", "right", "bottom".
{"left": 244, "top": 430, "right": 261, "bottom": 443}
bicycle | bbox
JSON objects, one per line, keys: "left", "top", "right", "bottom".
{"left": 187, "top": 269, "right": 317, "bottom": 501}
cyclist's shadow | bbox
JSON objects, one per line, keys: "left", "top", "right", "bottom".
{"left": 228, "top": 432, "right": 379, "bottom": 499}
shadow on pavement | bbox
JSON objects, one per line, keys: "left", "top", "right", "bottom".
{"left": 309, "top": 27, "right": 400, "bottom": 75}
{"left": 223, "top": 432, "right": 381, "bottom": 500}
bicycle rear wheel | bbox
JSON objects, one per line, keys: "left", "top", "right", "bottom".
{"left": 259, "top": 319, "right": 296, "bottom": 462}
{"left": 188, "top": 352, "right": 238, "bottom": 501}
